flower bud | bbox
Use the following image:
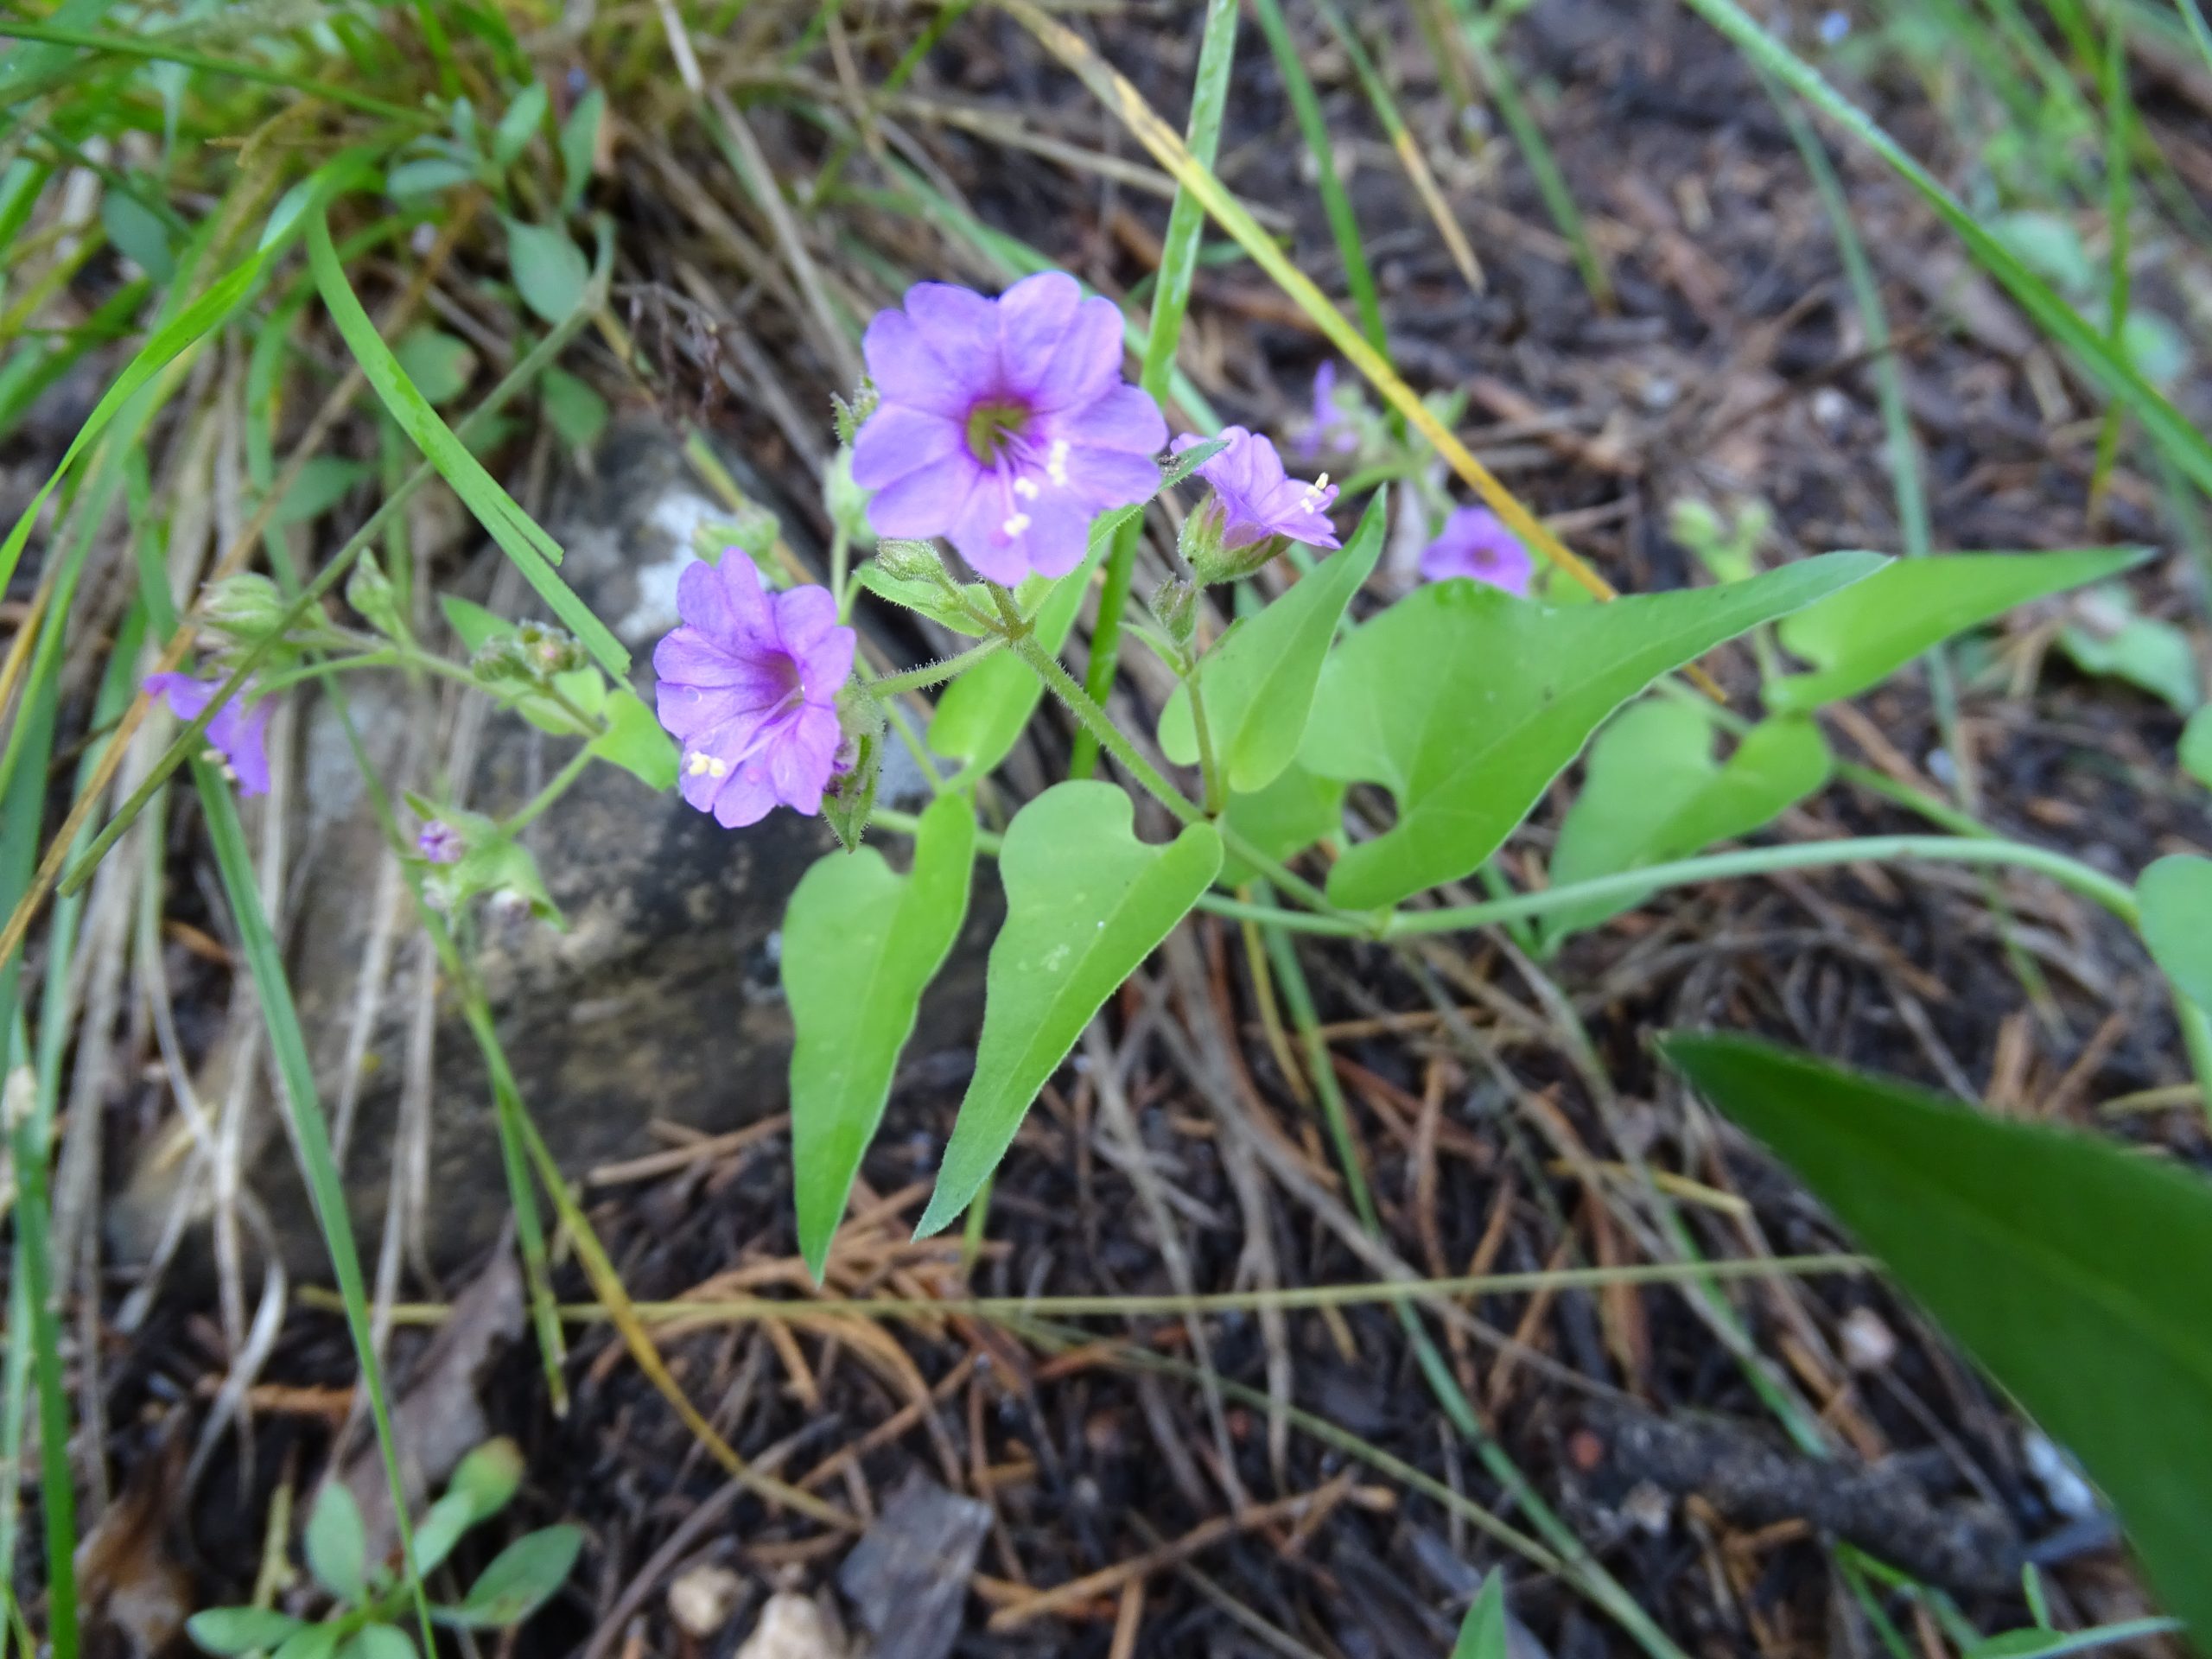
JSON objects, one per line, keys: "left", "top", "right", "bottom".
{"left": 874, "top": 538, "right": 950, "bottom": 587}
{"left": 515, "top": 620, "right": 588, "bottom": 677}
{"left": 200, "top": 574, "right": 290, "bottom": 644}
{"left": 830, "top": 380, "right": 880, "bottom": 447}
{"left": 1148, "top": 576, "right": 1197, "bottom": 651}
{"left": 1181, "top": 498, "right": 1285, "bottom": 584}
{"left": 823, "top": 685, "right": 886, "bottom": 852}
{"left": 823, "top": 447, "right": 874, "bottom": 548}
{"left": 346, "top": 553, "right": 405, "bottom": 640}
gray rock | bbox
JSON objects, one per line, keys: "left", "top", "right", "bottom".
{"left": 836, "top": 1471, "right": 991, "bottom": 1659}
{"left": 114, "top": 420, "right": 993, "bottom": 1274}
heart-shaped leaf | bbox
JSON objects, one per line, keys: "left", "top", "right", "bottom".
{"left": 1160, "top": 493, "right": 1383, "bottom": 793}
{"left": 1302, "top": 554, "right": 1881, "bottom": 912}
{"left": 1543, "top": 704, "right": 1829, "bottom": 945}
{"left": 2139, "top": 855, "right": 2212, "bottom": 1012}
{"left": 1663, "top": 1033, "right": 2212, "bottom": 1644}
{"left": 786, "top": 792, "right": 976, "bottom": 1276}
{"left": 917, "top": 783, "right": 1220, "bottom": 1235}
{"left": 1769, "top": 548, "right": 2145, "bottom": 713}
{"left": 1219, "top": 761, "right": 1344, "bottom": 885}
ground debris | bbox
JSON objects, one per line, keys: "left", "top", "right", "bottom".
{"left": 836, "top": 1471, "right": 990, "bottom": 1659}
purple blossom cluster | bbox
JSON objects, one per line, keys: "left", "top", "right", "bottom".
{"left": 653, "top": 554, "right": 856, "bottom": 828}
{"left": 1172, "top": 426, "right": 1341, "bottom": 558}
{"left": 851, "top": 273, "right": 1166, "bottom": 584}
{"left": 1420, "top": 506, "right": 1533, "bottom": 597}
{"left": 144, "top": 672, "right": 273, "bottom": 797}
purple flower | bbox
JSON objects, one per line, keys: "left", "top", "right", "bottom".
{"left": 1171, "top": 426, "right": 1340, "bottom": 553}
{"left": 144, "top": 671, "right": 273, "bottom": 797}
{"left": 1419, "top": 506, "right": 1534, "bottom": 597}
{"left": 652, "top": 553, "right": 856, "bottom": 828}
{"left": 417, "top": 820, "right": 465, "bottom": 864}
{"left": 850, "top": 273, "right": 1167, "bottom": 584}
{"left": 1299, "top": 361, "right": 1363, "bottom": 461}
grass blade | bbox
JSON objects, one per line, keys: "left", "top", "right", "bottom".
{"left": 1677, "top": 0, "right": 2212, "bottom": 497}
{"left": 1073, "top": 0, "right": 1239, "bottom": 780}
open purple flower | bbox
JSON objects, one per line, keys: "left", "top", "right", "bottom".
{"left": 1172, "top": 425, "right": 1340, "bottom": 563}
{"left": 850, "top": 274, "right": 1166, "bottom": 584}
{"left": 1420, "top": 506, "right": 1534, "bottom": 597}
{"left": 144, "top": 671, "right": 274, "bottom": 797}
{"left": 653, "top": 553, "right": 856, "bottom": 828}
{"left": 417, "top": 820, "right": 465, "bottom": 864}
{"left": 1298, "top": 361, "right": 1363, "bottom": 461}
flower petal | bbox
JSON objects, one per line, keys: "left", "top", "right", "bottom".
{"left": 862, "top": 309, "right": 973, "bottom": 416}
{"left": 903, "top": 283, "right": 1001, "bottom": 382}
{"left": 709, "top": 766, "right": 779, "bottom": 828}
{"left": 995, "top": 271, "right": 1081, "bottom": 385}
{"left": 144, "top": 671, "right": 216, "bottom": 721}
{"left": 768, "top": 705, "right": 842, "bottom": 813}
{"left": 1020, "top": 493, "right": 1093, "bottom": 578}
{"left": 1057, "top": 383, "right": 1166, "bottom": 454}
{"left": 1023, "top": 296, "right": 1125, "bottom": 412}
{"left": 850, "top": 404, "right": 964, "bottom": 489}
{"left": 1059, "top": 446, "right": 1160, "bottom": 511}
{"left": 947, "top": 487, "right": 1033, "bottom": 584}
{"left": 866, "top": 454, "right": 982, "bottom": 540}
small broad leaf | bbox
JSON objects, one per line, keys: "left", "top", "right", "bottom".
{"left": 1450, "top": 1575, "right": 1510, "bottom": 1659}
{"left": 1768, "top": 549, "right": 2145, "bottom": 713}
{"left": 304, "top": 1481, "right": 368, "bottom": 1599}
{"left": 407, "top": 1491, "right": 478, "bottom": 1580}
{"left": 916, "top": 783, "right": 1221, "bottom": 1236}
{"left": 338, "top": 1625, "right": 413, "bottom": 1659}
{"left": 2057, "top": 586, "right": 2200, "bottom": 714}
{"left": 559, "top": 88, "right": 606, "bottom": 214}
{"left": 439, "top": 1525, "right": 584, "bottom": 1629}
{"left": 1303, "top": 554, "right": 1881, "bottom": 912}
{"left": 102, "top": 189, "right": 175, "bottom": 282}
{"left": 1662, "top": 1033, "right": 2212, "bottom": 1646}
{"left": 394, "top": 327, "right": 474, "bottom": 407}
{"left": 276, "top": 457, "right": 373, "bottom": 527}
{"left": 269, "top": 1626, "right": 340, "bottom": 1659}
{"left": 1160, "top": 493, "right": 1383, "bottom": 792}
{"left": 2180, "top": 707, "right": 2212, "bottom": 791}
{"left": 2139, "top": 856, "right": 2212, "bottom": 1012}
{"left": 1219, "top": 761, "right": 1344, "bottom": 885}
{"left": 491, "top": 82, "right": 549, "bottom": 169}
{"left": 188, "top": 1609, "right": 305, "bottom": 1656}
{"left": 853, "top": 560, "right": 992, "bottom": 639}
{"left": 541, "top": 367, "right": 607, "bottom": 451}
{"left": 786, "top": 791, "right": 976, "bottom": 1276}
{"left": 930, "top": 507, "right": 1129, "bottom": 782}
{"left": 588, "top": 688, "right": 677, "bottom": 791}
{"left": 1542, "top": 704, "right": 1829, "bottom": 946}
{"left": 448, "top": 833, "right": 563, "bottom": 927}
{"left": 386, "top": 154, "right": 477, "bottom": 201}
{"left": 501, "top": 217, "right": 589, "bottom": 326}
{"left": 447, "top": 1438, "right": 524, "bottom": 1521}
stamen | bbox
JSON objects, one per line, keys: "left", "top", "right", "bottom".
{"left": 686, "top": 752, "right": 730, "bottom": 779}
{"left": 1013, "top": 477, "right": 1040, "bottom": 500}
{"left": 1002, "top": 512, "right": 1033, "bottom": 537}
{"left": 1046, "top": 438, "right": 1070, "bottom": 486}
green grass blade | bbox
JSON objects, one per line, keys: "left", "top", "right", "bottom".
{"left": 304, "top": 207, "right": 629, "bottom": 678}
{"left": 0, "top": 18, "right": 428, "bottom": 122}
{"left": 1073, "top": 0, "right": 1238, "bottom": 781}
{"left": 2090, "top": 6, "right": 2133, "bottom": 514}
{"left": 2180, "top": 0, "right": 2212, "bottom": 74}
{"left": 1248, "top": 0, "right": 1386, "bottom": 353}
{"left": 1439, "top": 0, "right": 1611, "bottom": 304}
{"left": 1681, "top": 0, "right": 2212, "bottom": 495}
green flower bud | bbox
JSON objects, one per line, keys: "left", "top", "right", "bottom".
{"left": 346, "top": 553, "right": 406, "bottom": 641}
{"left": 199, "top": 573, "right": 290, "bottom": 644}
{"left": 823, "top": 684, "right": 886, "bottom": 852}
{"left": 830, "top": 380, "right": 880, "bottom": 447}
{"left": 823, "top": 447, "right": 874, "bottom": 548}
{"left": 874, "top": 538, "right": 950, "bottom": 586}
{"left": 1148, "top": 576, "right": 1198, "bottom": 651}
{"left": 1180, "top": 498, "right": 1286, "bottom": 585}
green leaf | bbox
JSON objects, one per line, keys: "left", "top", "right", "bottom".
{"left": 1451, "top": 1576, "right": 1510, "bottom": 1659}
{"left": 916, "top": 783, "right": 1222, "bottom": 1236}
{"left": 541, "top": 367, "right": 607, "bottom": 451}
{"left": 1542, "top": 705, "right": 1830, "bottom": 945}
{"left": 447, "top": 1438, "right": 524, "bottom": 1520}
{"left": 930, "top": 509, "right": 1125, "bottom": 783}
{"left": 2057, "top": 587, "right": 2200, "bottom": 714}
{"left": 1770, "top": 550, "right": 2147, "bottom": 713}
{"left": 1219, "top": 761, "right": 1344, "bottom": 885}
{"left": 2139, "top": 856, "right": 2212, "bottom": 1012}
{"left": 1303, "top": 555, "right": 1882, "bottom": 912}
{"left": 304, "top": 1481, "right": 368, "bottom": 1600}
{"left": 439, "top": 1526, "right": 583, "bottom": 1629}
{"left": 786, "top": 792, "right": 976, "bottom": 1277}
{"left": 338, "top": 1625, "right": 413, "bottom": 1659}
{"left": 269, "top": 1625, "right": 340, "bottom": 1659}
{"left": 1160, "top": 494, "right": 1383, "bottom": 792}
{"left": 275, "top": 457, "right": 374, "bottom": 527}
{"left": 308, "top": 209, "right": 628, "bottom": 679}
{"left": 449, "top": 833, "right": 563, "bottom": 927}
{"left": 1662, "top": 1033, "right": 2212, "bottom": 1646}
{"left": 406, "top": 1492, "right": 477, "bottom": 1580}
{"left": 438, "top": 596, "right": 606, "bottom": 736}
{"left": 502, "top": 218, "right": 588, "bottom": 326}
{"left": 492, "top": 83, "right": 549, "bottom": 170}
{"left": 588, "top": 689, "right": 677, "bottom": 791}
{"left": 853, "top": 560, "right": 991, "bottom": 639}
{"left": 558, "top": 89, "right": 606, "bottom": 215}
{"left": 394, "top": 327, "right": 475, "bottom": 407}
{"left": 100, "top": 190, "right": 175, "bottom": 283}
{"left": 2180, "top": 707, "right": 2212, "bottom": 790}
{"left": 188, "top": 1609, "right": 306, "bottom": 1656}
{"left": 386, "top": 155, "right": 479, "bottom": 201}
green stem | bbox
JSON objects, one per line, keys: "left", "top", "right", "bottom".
{"left": 865, "top": 637, "right": 1006, "bottom": 698}
{"left": 503, "top": 746, "right": 595, "bottom": 836}
{"left": 1184, "top": 669, "right": 1226, "bottom": 817}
